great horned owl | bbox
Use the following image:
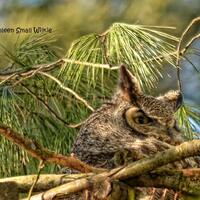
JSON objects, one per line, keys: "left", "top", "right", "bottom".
{"left": 72, "top": 65, "right": 199, "bottom": 200}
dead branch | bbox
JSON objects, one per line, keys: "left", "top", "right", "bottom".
{"left": 176, "top": 16, "right": 200, "bottom": 91}
{"left": 16, "top": 139, "right": 200, "bottom": 199}
{"left": 112, "top": 140, "right": 200, "bottom": 180}
{"left": 20, "top": 169, "right": 200, "bottom": 200}
{"left": 2, "top": 169, "right": 200, "bottom": 195}
{"left": 0, "top": 174, "right": 92, "bottom": 193}
{"left": 0, "top": 124, "right": 104, "bottom": 173}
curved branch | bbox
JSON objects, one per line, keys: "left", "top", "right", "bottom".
{"left": 39, "top": 72, "right": 94, "bottom": 111}
{"left": 176, "top": 16, "right": 200, "bottom": 91}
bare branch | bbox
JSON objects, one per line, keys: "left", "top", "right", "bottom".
{"left": 39, "top": 72, "right": 94, "bottom": 111}
{"left": 112, "top": 140, "right": 200, "bottom": 180}
{"left": 0, "top": 59, "right": 64, "bottom": 83}
{"left": 20, "top": 139, "right": 200, "bottom": 199}
{"left": 2, "top": 169, "right": 200, "bottom": 196}
{"left": 176, "top": 16, "right": 200, "bottom": 91}
{"left": 27, "top": 161, "right": 44, "bottom": 200}
{"left": 181, "top": 33, "right": 200, "bottom": 55}
{"left": 0, "top": 174, "right": 92, "bottom": 193}
{"left": 0, "top": 124, "right": 104, "bottom": 173}
{"left": 20, "top": 168, "right": 200, "bottom": 200}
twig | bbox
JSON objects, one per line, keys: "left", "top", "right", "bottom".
{"left": 181, "top": 33, "right": 200, "bottom": 55}
{"left": 39, "top": 72, "right": 94, "bottom": 112}
{"left": 182, "top": 55, "right": 200, "bottom": 73}
{"left": 0, "top": 124, "right": 105, "bottom": 173}
{"left": 21, "top": 84, "right": 75, "bottom": 127}
{"left": 176, "top": 16, "right": 200, "bottom": 91}
{"left": 68, "top": 120, "right": 86, "bottom": 128}
{"left": 27, "top": 161, "right": 44, "bottom": 200}
{"left": 0, "top": 59, "right": 64, "bottom": 83}
{"left": 98, "top": 34, "right": 112, "bottom": 67}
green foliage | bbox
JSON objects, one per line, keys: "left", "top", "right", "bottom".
{"left": 0, "top": 22, "right": 199, "bottom": 177}
{"left": 176, "top": 104, "right": 200, "bottom": 140}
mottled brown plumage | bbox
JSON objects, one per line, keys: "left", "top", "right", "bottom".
{"left": 71, "top": 65, "right": 199, "bottom": 200}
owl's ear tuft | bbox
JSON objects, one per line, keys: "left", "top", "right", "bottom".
{"left": 119, "top": 65, "right": 142, "bottom": 102}
{"left": 158, "top": 90, "right": 183, "bottom": 111}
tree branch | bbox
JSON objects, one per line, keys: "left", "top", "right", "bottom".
{"left": 39, "top": 72, "right": 94, "bottom": 111}
{"left": 2, "top": 169, "right": 200, "bottom": 195}
{"left": 17, "top": 140, "right": 200, "bottom": 199}
{"left": 0, "top": 59, "right": 64, "bottom": 83}
{"left": 21, "top": 84, "right": 86, "bottom": 128}
{"left": 19, "top": 169, "right": 200, "bottom": 200}
{"left": 112, "top": 140, "right": 200, "bottom": 180}
{"left": 176, "top": 16, "right": 200, "bottom": 91}
{"left": 0, "top": 124, "right": 104, "bottom": 173}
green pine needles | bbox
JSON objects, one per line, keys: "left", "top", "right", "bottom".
{"left": 0, "top": 22, "right": 199, "bottom": 176}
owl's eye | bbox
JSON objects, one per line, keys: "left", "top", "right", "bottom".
{"left": 134, "top": 115, "right": 151, "bottom": 124}
{"left": 125, "top": 107, "right": 152, "bottom": 127}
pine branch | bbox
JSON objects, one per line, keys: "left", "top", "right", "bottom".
{"left": 0, "top": 59, "right": 64, "bottom": 83}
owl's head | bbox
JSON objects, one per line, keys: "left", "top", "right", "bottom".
{"left": 112, "top": 65, "right": 183, "bottom": 143}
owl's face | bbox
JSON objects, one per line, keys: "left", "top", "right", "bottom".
{"left": 113, "top": 65, "right": 183, "bottom": 144}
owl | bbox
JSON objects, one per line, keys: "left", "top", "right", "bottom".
{"left": 71, "top": 65, "right": 199, "bottom": 200}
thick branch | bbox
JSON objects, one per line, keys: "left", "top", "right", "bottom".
{"left": 112, "top": 140, "right": 200, "bottom": 180}
{"left": 20, "top": 169, "right": 200, "bottom": 200}
{"left": 0, "top": 125, "right": 104, "bottom": 173}
{"left": 2, "top": 169, "right": 200, "bottom": 195}
{"left": 127, "top": 168, "right": 200, "bottom": 195}
{"left": 0, "top": 174, "right": 91, "bottom": 193}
